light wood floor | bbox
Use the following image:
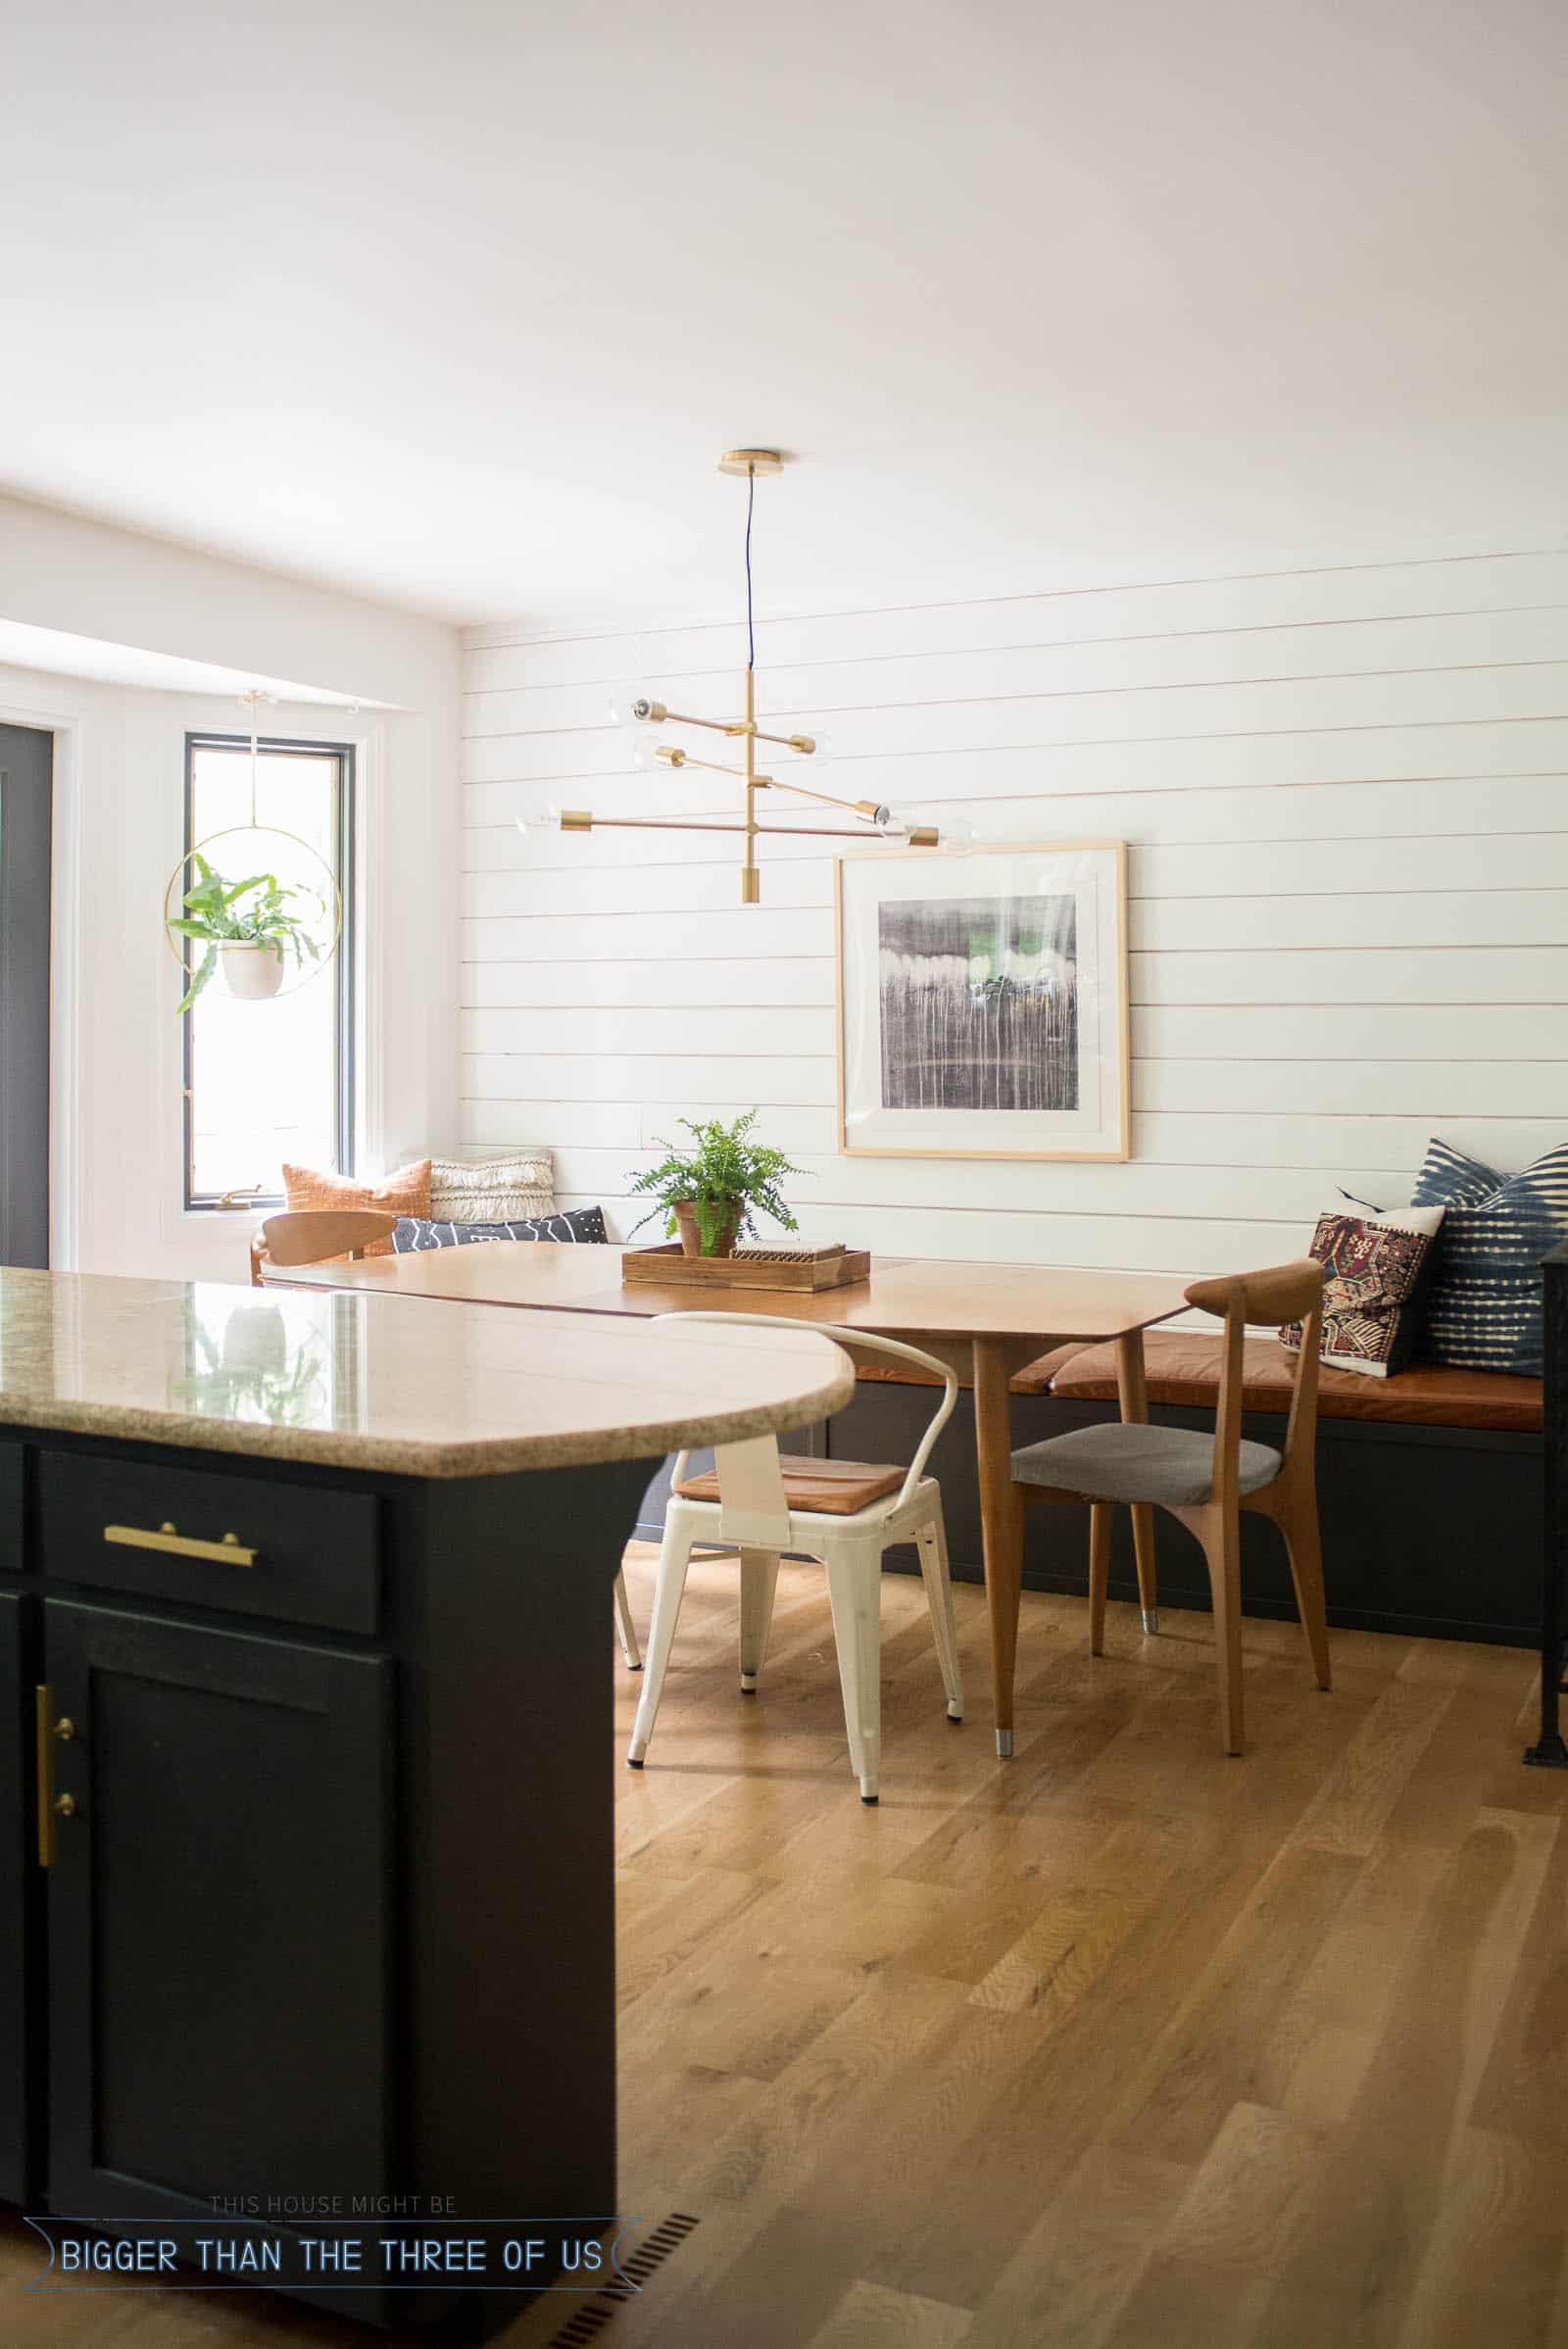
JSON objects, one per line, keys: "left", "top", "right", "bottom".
{"left": 6, "top": 1542, "right": 1568, "bottom": 2347}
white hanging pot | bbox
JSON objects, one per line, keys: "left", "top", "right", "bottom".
{"left": 220, "top": 942, "right": 286, "bottom": 1001}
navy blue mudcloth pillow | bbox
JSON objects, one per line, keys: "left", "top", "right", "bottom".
{"left": 1410, "top": 1138, "right": 1568, "bottom": 1374}
{"left": 391, "top": 1206, "right": 607, "bottom": 1252}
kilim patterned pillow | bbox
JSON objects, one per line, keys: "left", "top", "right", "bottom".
{"left": 1410, "top": 1137, "right": 1568, "bottom": 1375}
{"left": 390, "top": 1206, "right": 607, "bottom": 1251}
{"left": 1280, "top": 1203, "right": 1445, "bottom": 1379}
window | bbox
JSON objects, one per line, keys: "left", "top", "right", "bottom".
{"left": 181, "top": 733, "right": 355, "bottom": 1209}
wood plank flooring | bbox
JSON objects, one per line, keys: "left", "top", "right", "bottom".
{"left": 4, "top": 1543, "right": 1567, "bottom": 2346}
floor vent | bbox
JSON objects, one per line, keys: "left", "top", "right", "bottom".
{"left": 543, "top": 2213, "right": 701, "bottom": 2343}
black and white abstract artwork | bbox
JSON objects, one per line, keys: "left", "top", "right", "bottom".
{"left": 877, "top": 895, "right": 1079, "bottom": 1111}
{"left": 837, "top": 843, "right": 1129, "bottom": 1160}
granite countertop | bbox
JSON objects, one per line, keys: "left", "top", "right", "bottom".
{"left": 0, "top": 1268, "right": 855, "bottom": 1478}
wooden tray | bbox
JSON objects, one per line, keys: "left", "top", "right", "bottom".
{"left": 621, "top": 1243, "right": 872, "bottom": 1293}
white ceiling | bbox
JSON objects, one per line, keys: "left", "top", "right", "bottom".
{"left": 3, "top": 0, "right": 1564, "bottom": 628}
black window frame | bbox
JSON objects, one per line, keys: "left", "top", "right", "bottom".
{"left": 180, "top": 730, "right": 357, "bottom": 1212}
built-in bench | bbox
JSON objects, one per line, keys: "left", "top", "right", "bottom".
{"left": 832, "top": 1332, "right": 1544, "bottom": 1647}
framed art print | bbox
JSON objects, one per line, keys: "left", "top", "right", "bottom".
{"left": 835, "top": 842, "right": 1130, "bottom": 1161}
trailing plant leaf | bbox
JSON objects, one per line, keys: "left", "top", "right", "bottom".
{"left": 625, "top": 1110, "right": 804, "bottom": 1253}
{"left": 176, "top": 943, "right": 219, "bottom": 1015}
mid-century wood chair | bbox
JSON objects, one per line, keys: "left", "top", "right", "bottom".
{"left": 252, "top": 1208, "right": 642, "bottom": 1671}
{"left": 1009, "top": 1260, "right": 1330, "bottom": 1756}
{"left": 249, "top": 1208, "right": 399, "bottom": 1284}
{"left": 628, "top": 1313, "right": 964, "bottom": 1803}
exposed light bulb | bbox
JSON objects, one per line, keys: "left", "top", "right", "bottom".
{"left": 607, "top": 683, "right": 667, "bottom": 728}
{"left": 878, "top": 805, "right": 942, "bottom": 847}
{"left": 518, "top": 805, "right": 564, "bottom": 836}
{"left": 940, "top": 819, "right": 978, "bottom": 850}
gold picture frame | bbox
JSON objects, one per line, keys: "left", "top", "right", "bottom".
{"left": 834, "top": 841, "right": 1131, "bottom": 1161}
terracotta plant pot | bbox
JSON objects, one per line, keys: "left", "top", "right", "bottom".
{"left": 220, "top": 942, "right": 286, "bottom": 1001}
{"left": 674, "top": 1200, "right": 742, "bottom": 1258}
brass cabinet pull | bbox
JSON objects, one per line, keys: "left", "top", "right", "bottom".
{"left": 104, "top": 1521, "right": 257, "bottom": 1568}
{"left": 35, "top": 1688, "right": 64, "bottom": 1866}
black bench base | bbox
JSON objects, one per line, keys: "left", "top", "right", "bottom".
{"left": 837, "top": 1384, "right": 1542, "bottom": 1650}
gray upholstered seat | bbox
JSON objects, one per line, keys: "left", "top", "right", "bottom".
{"left": 1010, "top": 1421, "right": 1282, "bottom": 1508}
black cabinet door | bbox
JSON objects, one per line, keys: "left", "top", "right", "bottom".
{"left": 43, "top": 1599, "right": 393, "bottom": 2224}
{"left": 0, "top": 1589, "right": 33, "bottom": 2201}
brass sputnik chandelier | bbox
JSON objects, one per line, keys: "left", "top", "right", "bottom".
{"left": 521, "top": 450, "right": 943, "bottom": 903}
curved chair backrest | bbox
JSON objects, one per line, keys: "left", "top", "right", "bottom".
{"left": 252, "top": 1208, "right": 398, "bottom": 1284}
{"left": 1183, "top": 1259, "right": 1325, "bottom": 1507}
{"left": 656, "top": 1311, "right": 959, "bottom": 1539}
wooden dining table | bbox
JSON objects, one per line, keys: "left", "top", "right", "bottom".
{"left": 275, "top": 1246, "right": 1190, "bottom": 1755}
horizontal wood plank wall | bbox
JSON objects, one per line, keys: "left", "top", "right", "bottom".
{"left": 459, "top": 549, "right": 1568, "bottom": 1284}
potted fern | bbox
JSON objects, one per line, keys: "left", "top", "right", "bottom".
{"left": 627, "top": 1112, "right": 804, "bottom": 1257}
{"left": 170, "top": 855, "right": 327, "bottom": 1012}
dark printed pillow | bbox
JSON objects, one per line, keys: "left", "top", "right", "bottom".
{"left": 1411, "top": 1137, "right": 1568, "bottom": 1374}
{"left": 1280, "top": 1204, "right": 1444, "bottom": 1379}
{"left": 391, "top": 1206, "right": 608, "bottom": 1252}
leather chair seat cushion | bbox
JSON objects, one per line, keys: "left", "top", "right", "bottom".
{"left": 673, "top": 1457, "right": 906, "bottom": 1516}
{"left": 1012, "top": 1421, "right": 1283, "bottom": 1506}
{"left": 1050, "top": 1331, "right": 1543, "bottom": 1434}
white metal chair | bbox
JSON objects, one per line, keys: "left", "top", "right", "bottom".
{"left": 626, "top": 1314, "right": 964, "bottom": 1803}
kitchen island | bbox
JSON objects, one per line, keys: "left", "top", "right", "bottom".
{"left": 0, "top": 1266, "right": 852, "bottom": 2335}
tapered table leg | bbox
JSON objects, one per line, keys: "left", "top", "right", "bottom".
{"left": 973, "top": 1336, "right": 1024, "bottom": 1757}
{"left": 1115, "top": 1332, "right": 1159, "bottom": 1635}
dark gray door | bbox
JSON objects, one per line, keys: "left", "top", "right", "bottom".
{"left": 0, "top": 723, "right": 53, "bottom": 1268}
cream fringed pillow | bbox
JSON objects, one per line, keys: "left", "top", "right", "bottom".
{"left": 281, "top": 1160, "right": 432, "bottom": 1256}
{"left": 428, "top": 1152, "right": 556, "bottom": 1223}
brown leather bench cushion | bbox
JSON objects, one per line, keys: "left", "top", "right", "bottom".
{"left": 673, "top": 1457, "right": 906, "bottom": 1515}
{"left": 1050, "top": 1331, "right": 1543, "bottom": 1435}
{"left": 854, "top": 1343, "right": 1087, "bottom": 1397}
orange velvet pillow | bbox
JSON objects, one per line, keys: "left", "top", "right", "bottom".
{"left": 280, "top": 1160, "right": 432, "bottom": 1257}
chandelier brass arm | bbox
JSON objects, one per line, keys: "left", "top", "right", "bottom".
{"left": 647, "top": 746, "right": 926, "bottom": 835}
{"left": 648, "top": 746, "right": 824, "bottom": 782}
{"left": 634, "top": 701, "right": 816, "bottom": 755}
{"left": 554, "top": 811, "right": 920, "bottom": 841}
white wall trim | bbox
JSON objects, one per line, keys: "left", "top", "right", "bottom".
{"left": 353, "top": 714, "right": 389, "bottom": 1175}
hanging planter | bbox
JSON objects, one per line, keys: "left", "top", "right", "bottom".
{"left": 166, "top": 847, "right": 335, "bottom": 1012}
{"left": 163, "top": 693, "right": 341, "bottom": 1013}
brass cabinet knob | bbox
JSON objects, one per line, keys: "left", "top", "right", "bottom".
{"left": 53, "top": 1717, "right": 76, "bottom": 1741}
{"left": 53, "top": 1794, "right": 76, "bottom": 1820}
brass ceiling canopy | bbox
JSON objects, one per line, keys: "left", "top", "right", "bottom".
{"left": 519, "top": 451, "right": 942, "bottom": 903}
{"left": 717, "top": 447, "right": 785, "bottom": 477}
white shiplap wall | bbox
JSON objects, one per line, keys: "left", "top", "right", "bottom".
{"left": 459, "top": 548, "right": 1568, "bottom": 1283}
